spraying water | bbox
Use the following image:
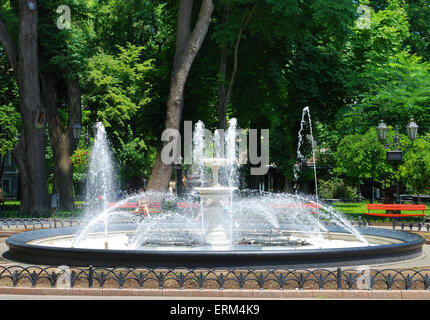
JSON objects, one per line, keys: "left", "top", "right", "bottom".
{"left": 225, "top": 118, "right": 239, "bottom": 188}
{"left": 69, "top": 118, "right": 369, "bottom": 251}
{"left": 294, "top": 107, "right": 319, "bottom": 203}
{"left": 72, "top": 122, "right": 117, "bottom": 248}
{"left": 192, "top": 121, "right": 207, "bottom": 187}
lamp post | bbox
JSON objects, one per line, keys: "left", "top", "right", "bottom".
{"left": 175, "top": 156, "right": 183, "bottom": 197}
{"left": 85, "top": 125, "right": 89, "bottom": 148}
{"left": 376, "top": 119, "right": 418, "bottom": 204}
{"left": 71, "top": 122, "right": 82, "bottom": 218}
{"left": 92, "top": 123, "right": 98, "bottom": 138}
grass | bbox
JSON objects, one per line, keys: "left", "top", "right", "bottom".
{"left": 332, "top": 201, "right": 430, "bottom": 222}
{"left": 333, "top": 202, "right": 430, "bottom": 214}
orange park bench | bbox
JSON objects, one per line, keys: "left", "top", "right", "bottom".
{"left": 269, "top": 203, "right": 322, "bottom": 214}
{"left": 176, "top": 202, "right": 201, "bottom": 209}
{"left": 176, "top": 202, "right": 201, "bottom": 211}
{"left": 365, "top": 204, "right": 426, "bottom": 223}
{"left": 176, "top": 202, "right": 201, "bottom": 218}
{"left": 107, "top": 202, "right": 162, "bottom": 215}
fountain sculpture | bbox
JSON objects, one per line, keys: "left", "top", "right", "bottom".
{"left": 195, "top": 158, "right": 237, "bottom": 247}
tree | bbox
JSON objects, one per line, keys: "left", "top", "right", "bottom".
{"left": 37, "top": 0, "right": 93, "bottom": 211}
{"left": 83, "top": 44, "right": 156, "bottom": 150}
{"left": 333, "top": 127, "right": 410, "bottom": 202}
{"left": 147, "top": 0, "right": 214, "bottom": 192}
{"left": 334, "top": 128, "right": 397, "bottom": 184}
{"left": 214, "top": 0, "right": 258, "bottom": 129}
{"left": 398, "top": 134, "right": 430, "bottom": 199}
{"left": 0, "top": 0, "right": 49, "bottom": 215}
{"left": 0, "top": 0, "right": 90, "bottom": 212}
{"left": 405, "top": 0, "right": 430, "bottom": 61}
{"left": 117, "top": 137, "right": 157, "bottom": 189}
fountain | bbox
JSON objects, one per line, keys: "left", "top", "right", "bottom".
{"left": 195, "top": 158, "right": 237, "bottom": 248}
{"left": 5, "top": 120, "right": 425, "bottom": 268}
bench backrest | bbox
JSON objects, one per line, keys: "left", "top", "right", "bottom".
{"left": 176, "top": 202, "right": 201, "bottom": 209}
{"left": 367, "top": 204, "right": 426, "bottom": 211}
{"left": 108, "top": 202, "right": 161, "bottom": 209}
{"left": 269, "top": 203, "right": 322, "bottom": 209}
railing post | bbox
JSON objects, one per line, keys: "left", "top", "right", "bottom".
{"left": 88, "top": 265, "right": 94, "bottom": 288}
{"left": 337, "top": 267, "right": 342, "bottom": 290}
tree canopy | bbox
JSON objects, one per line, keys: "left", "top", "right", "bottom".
{"left": 0, "top": 0, "right": 429, "bottom": 209}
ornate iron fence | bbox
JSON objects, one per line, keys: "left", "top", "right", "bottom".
{"left": 0, "top": 265, "right": 429, "bottom": 290}
{"left": 350, "top": 218, "right": 430, "bottom": 232}
{"left": 2, "top": 217, "right": 429, "bottom": 233}
{"left": 0, "top": 218, "right": 82, "bottom": 230}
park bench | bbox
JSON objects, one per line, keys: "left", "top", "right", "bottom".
{"left": 364, "top": 204, "right": 426, "bottom": 223}
{"left": 108, "top": 202, "right": 162, "bottom": 214}
{"left": 176, "top": 202, "right": 201, "bottom": 209}
{"left": 269, "top": 203, "right": 322, "bottom": 214}
{"left": 107, "top": 201, "right": 201, "bottom": 215}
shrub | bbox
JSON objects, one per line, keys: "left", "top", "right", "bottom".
{"left": 319, "top": 178, "right": 357, "bottom": 201}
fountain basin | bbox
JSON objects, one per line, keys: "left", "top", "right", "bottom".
{"left": 5, "top": 225, "right": 424, "bottom": 268}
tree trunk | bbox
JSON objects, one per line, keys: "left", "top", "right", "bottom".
{"left": 41, "top": 73, "right": 81, "bottom": 211}
{"left": 2, "top": 2, "right": 82, "bottom": 214}
{"left": 1, "top": 1, "right": 50, "bottom": 215}
{"left": 147, "top": 0, "right": 214, "bottom": 192}
{"left": 0, "top": 155, "right": 6, "bottom": 182}
{"left": 218, "top": 44, "right": 228, "bottom": 129}
{"left": 218, "top": 2, "right": 258, "bottom": 129}
{"left": 218, "top": 7, "right": 228, "bottom": 130}
{"left": 14, "top": 0, "right": 49, "bottom": 215}
{"left": 284, "top": 175, "right": 293, "bottom": 193}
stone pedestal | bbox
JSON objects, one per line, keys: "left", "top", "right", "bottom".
{"left": 194, "top": 158, "right": 237, "bottom": 248}
{"left": 195, "top": 187, "right": 236, "bottom": 247}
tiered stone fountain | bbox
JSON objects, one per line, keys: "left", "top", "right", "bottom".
{"left": 194, "top": 158, "right": 237, "bottom": 248}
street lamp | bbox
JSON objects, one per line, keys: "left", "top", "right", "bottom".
{"left": 72, "top": 122, "right": 82, "bottom": 141}
{"left": 175, "top": 155, "right": 183, "bottom": 197}
{"left": 376, "top": 120, "right": 388, "bottom": 143}
{"left": 85, "top": 126, "right": 89, "bottom": 147}
{"left": 376, "top": 119, "right": 418, "bottom": 204}
{"left": 93, "top": 123, "right": 98, "bottom": 137}
{"left": 406, "top": 119, "right": 419, "bottom": 143}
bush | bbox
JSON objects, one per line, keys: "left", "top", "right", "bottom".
{"left": 319, "top": 178, "right": 357, "bottom": 201}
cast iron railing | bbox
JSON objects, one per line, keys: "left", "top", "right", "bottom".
{"left": 1, "top": 217, "right": 429, "bottom": 232}
{"left": 0, "top": 265, "right": 430, "bottom": 291}
{"left": 0, "top": 218, "right": 81, "bottom": 230}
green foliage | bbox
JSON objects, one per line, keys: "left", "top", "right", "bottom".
{"left": 318, "top": 177, "right": 357, "bottom": 201}
{"left": 398, "top": 134, "right": 430, "bottom": 195}
{"left": 347, "top": 0, "right": 410, "bottom": 76}
{"left": 1, "top": 0, "right": 430, "bottom": 196}
{"left": 405, "top": 0, "right": 430, "bottom": 61}
{"left": 341, "top": 52, "right": 430, "bottom": 134}
{"left": 0, "top": 103, "right": 20, "bottom": 156}
{"left": 37, "top": 0, "right": 94, "bottom": 77}
{"left": 83, "top": 43, "right": 155, "bottom": 149}
{"left": 70, "top": 148, "right": 90, "bottom": 176}
{"left": 333, "top": 128, "right": 397, "bottom": 187}
{"left": 117, "top": 137, "right": 157, "bottom": 187}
